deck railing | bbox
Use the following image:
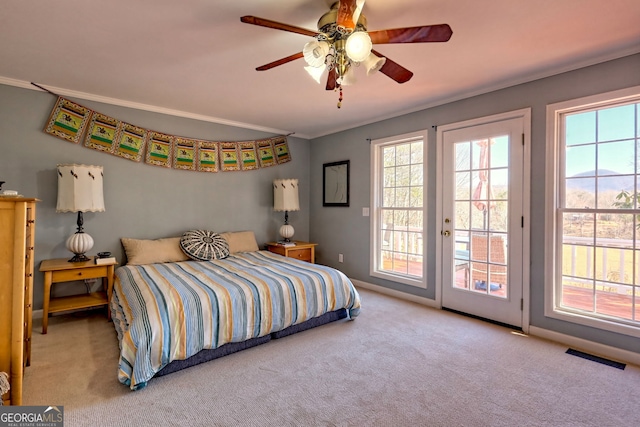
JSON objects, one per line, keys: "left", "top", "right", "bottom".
{"left": 562, "top": 236, "right": 637, "bottom": 291}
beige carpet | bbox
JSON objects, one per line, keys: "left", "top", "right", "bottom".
{"left": 23, "top": 288, "right": 640, "bottom": 426}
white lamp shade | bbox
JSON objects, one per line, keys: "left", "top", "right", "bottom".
{"left": 363, "top": 52, "right": 387, "bottom": 75}
{"left": 56, "top": 164, "right": 105, "bottom": 213}
{"left": 345, "top": 31, "right": 372, "bottom": 63}
{"left": 303, "top": 40, "right": 330, "bottom": 67}
{"left": 273, "top": 179, "right": 300, "bottom": 212}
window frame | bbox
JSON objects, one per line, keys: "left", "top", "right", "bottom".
{"left": 545, "top": 86, "right": 640, "bottom": 337}
{"left": 370, "top": 130, "right": 428, "bottom": 288}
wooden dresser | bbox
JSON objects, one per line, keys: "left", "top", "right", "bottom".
{"left": 0, "top": 197, "right": 37, "bottom": 406}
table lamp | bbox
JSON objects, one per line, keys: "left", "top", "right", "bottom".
{"left": 56, "top": 164, "right": 105, "bottom": 262}
{"left": 273, "top": 179, "right": 299, "bottom": 242}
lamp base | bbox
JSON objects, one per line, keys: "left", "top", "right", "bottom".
{"left": 68, "top": 253, "right": 91, "bottom": 263}
{"left": 279, "top": 224, "right": 295, "bottom": 243}
{"left": 66, "top": 231, "right": 94, "bottom": 263}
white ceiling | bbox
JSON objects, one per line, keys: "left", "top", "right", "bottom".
{"left": 2, "top": 0, "right": 639, "bottom": 139}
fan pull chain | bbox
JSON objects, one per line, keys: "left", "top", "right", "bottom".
{"left": 337, "top": 84, "right": 343, "bottom": 109}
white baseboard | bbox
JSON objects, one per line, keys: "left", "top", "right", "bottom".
{"left": 528, "top": 326, "right": 639, "bottom": 367}
{"left": 351, "top": 279, "right": 438, "bottom": 308}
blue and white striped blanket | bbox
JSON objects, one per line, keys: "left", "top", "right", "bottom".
{"left": 111, "top": 250, "right": 361, "bottom": 390}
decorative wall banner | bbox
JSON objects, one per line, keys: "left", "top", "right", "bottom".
{"left": 239, "top": 141, "right": 259, "bottom": 171}
{"left": 115, "top": 123, "right": 147, "bottom": 162}
{"left": 42, "top": 95, "right": 292, "bottom": 173}
{"left": 273, "top": 136, "right": 291, "bottom": 164}
{"left": 145, "top": 131, "right": 173, "bottom": 168}
{"left": 197, "top": 141, "right": 219, "bottom": 172}
{"left": 44, "top": 97, "right": 92, "bottom": 144}
{"left": 84, "top": 112, "right": 120, "bottom": 152}
{"left": 257, "top": 139, "right": 277, "bottom": 168}
{"left": 173, "top": 137, "right": 197, "bottom": 171}
{"left": 220, "top": 142, "right": 240, "bottom": 172}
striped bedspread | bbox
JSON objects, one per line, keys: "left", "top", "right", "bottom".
{"left": 111, "top": 250, "right": 361, "bottom": 390}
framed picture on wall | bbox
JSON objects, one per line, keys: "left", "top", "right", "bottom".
{"left": 323, "top": 160, "right": 350, "bottom": 207}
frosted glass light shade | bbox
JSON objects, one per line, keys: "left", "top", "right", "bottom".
{"left": 304, "top": 65, "right": 326, "bottom": 84}
{"left": 338, "top": 66, "right": 357, "bottom": 86}
{"left": 363, "top": 52, "right": 387, "bottom": 75}
{"left": 303, "top": 40, "right": 330, "bottom": 67}
{"left": 345, "top": 31, "right": 372, "bottom": 62}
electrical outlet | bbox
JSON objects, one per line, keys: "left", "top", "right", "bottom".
{"left": 338, "top": 253, "right": 344, "bottom": 263}
{"left": 362, "top": 207, "right": 369, "bottom": 216}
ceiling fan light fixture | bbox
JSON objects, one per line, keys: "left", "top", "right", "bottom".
{"left": 304, "top": 65, "right": 326, "bottom": 84}
{"left": 363, "top": 52, "right": 386, "bottom": 75}
{"left": 344, "top": 31, "right": 372, "bottom": 63}
{"left": 303, "top": 40, "right": 330, "bottom": 67}
{"left": 337, "top": 65, "right": 357, "bottom": 86}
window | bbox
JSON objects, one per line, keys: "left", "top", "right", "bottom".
{"left": 546, "top": 87, "right": 640, "bottom": 336}
{"left": 371, "top": 131, "right": 426, "bottom": 287}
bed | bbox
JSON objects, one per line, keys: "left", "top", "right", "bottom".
{"left": 110, "top": 231, "right": 361, "bottom": 390}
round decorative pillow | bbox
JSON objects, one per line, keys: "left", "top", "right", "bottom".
{"left": 180, "top": 230, "right": 230, "bottom": 261}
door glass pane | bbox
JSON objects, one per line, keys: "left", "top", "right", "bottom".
{"left": 453, "top": 138, "right": 509, "bottom": 299}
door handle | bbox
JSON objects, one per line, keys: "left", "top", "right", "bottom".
{"left": 442, "top": 230, "right": 451, "bottom": 237}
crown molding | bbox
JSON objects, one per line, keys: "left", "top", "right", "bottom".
{"left": 0, "top": 76, "right": 304, "bottom": 138}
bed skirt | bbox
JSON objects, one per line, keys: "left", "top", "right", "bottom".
{"left": 154, "top": 308, "right": 348, "bottom": 378}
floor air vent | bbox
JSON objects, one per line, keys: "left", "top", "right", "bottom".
{"left": 566, "top": 348, "right": 626, "bottom": 370}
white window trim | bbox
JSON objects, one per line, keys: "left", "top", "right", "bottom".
{"left": 545, "top": 85, "right": 640, "bottom": 338}
{"left": 370, "top": 130, "right": 428, "bottom": 288}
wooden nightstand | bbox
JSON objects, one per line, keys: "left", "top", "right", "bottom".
{"left": 266, "top": 241, "right": 318, "bottom": 263}
{"left": 39, "top": 257, "right": 117, "bottom": 334}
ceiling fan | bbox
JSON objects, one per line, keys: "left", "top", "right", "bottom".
{"left": 240, "top": 0, "right": 452, "bottom": 107}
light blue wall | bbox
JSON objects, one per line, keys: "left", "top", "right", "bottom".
{"left": 309, "top": 53, "right": 640, "bottom": 354}
{"left": 2, "top": 53, "right": 639, "bottom": 354}
{"left": 0, "top": 84, "right": 310, "bottom": 309}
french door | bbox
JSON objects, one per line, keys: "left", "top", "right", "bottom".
{"left": 438, "top": 112, "right": 528, "bottom": 327}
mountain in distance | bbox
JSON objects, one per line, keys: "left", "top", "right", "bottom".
{"left": 566, "top": 169, "right": 635, "bottom": 192}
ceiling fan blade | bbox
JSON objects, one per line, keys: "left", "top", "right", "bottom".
{"left": 371, "top": 49, "right": 413, "bottom": 84}
{"left": 369, "top": 24, "right": 453, "bottom": 44}
{"left": 336, "top": 0, "right": 365, "bottom": 32}
{"left": 240, "top": 16, "right": 319, "bottom": 38}
{"left": 326, "top": 68, "right": 337, "bottom": 90}
{"left": 256, "top": 52, "right": 304, "bottom": 71}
